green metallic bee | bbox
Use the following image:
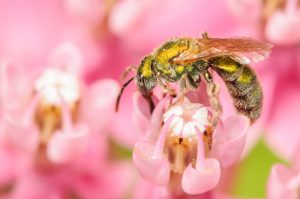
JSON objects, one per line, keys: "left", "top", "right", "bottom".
{"left": 116, "top": 33, "right": 272, "bottom": 123}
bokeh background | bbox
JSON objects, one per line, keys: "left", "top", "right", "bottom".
{"left": 0, "top": 0, "right": 300, "bottom": 198}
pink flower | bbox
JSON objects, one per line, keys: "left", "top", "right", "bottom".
{"left": 0, "top": 44, "right": 132, "bottom": 198}
{"left": 267, "top": 144, "right": 300, "bottom": 199}
{"left": 131, "top": 94, "right": 250, "bottom": 197}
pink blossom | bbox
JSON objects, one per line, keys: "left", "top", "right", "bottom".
{"left": 0, "top": 44, "right": 132, "bottom": 198}
{"left": 131, "top": 93, "right": 250, "bottom": 197}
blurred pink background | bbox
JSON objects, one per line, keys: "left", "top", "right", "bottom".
{"left": 0, "top": 0, "right": 300, "bottom": 198}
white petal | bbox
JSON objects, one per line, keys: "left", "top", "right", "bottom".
{"left": 170, "top": 118, "right": 183, "bottom": 135}
{"left": 182, "top": 122, "right": 197, "bottom": 138}
{"left": 163, "top": 105, "right": 183, "bottom": 120}
{"left": 192, "top": 107, "right": 208, "bottom": 122}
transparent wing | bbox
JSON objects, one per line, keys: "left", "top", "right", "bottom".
{"left": 173, "top": 37, "right": 273, "bottom": 64}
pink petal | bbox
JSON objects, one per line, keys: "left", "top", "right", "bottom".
{"left": 132, "top": 92, "right": 151, "bottom": 135}
{"left": 71, "top": 161, "right": 135, "bottom": 199}
{"left": 9, "top": 171, "right": 63, "bottom": 199}
{"left": 79, "top": 79, "right": 119, "bottom": 133}
{"left": 73, "top": 132, "right": 108, "bottom": 172}
{"left": 5, "top": 118, "right": 39, "bottom": 154}
{"left": 210, "top": 115, "right": 250, "bottom": 168}
{"left": 265, "top": 10, "right": 300, "bottom": 45}
{"left": 144, "top": 97, "right": 169, "bottom": 142}
{"left": 0, "top": 148, "right": 16, "bottom": 185}
{"left": 132, "top": 142, "right": 170, "bottom": 185}
{"left": 134, "top": 178, "right": 171, "bottom": 199}
{"left": 181, "top": 159, "right": 221, "bottom": 195}
{"left": 47, "top": 124, "right": 88, "bottom": 164}
{"left": 267, "top": 164, "right": 295, "bottom": 199}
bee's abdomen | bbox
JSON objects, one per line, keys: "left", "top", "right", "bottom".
{"left": 210, "top": 57, "right": 262, "bottom": 123}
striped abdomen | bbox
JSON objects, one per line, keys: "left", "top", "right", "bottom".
{"left": 209, "top": 56, "right": 263, "bottom": 123}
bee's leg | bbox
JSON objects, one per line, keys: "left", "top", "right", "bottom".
{"left": 121, "top": 65, "right": 137, "bottom": 81}
{"left": 202, "top": 32, "right": 209, "bottom": 38}
{"left": 203, "top": 70, "right": 222, "bottom": 127}
{"left": 179, "top": 75, "right": 189, "bottom": 95}
{"left": 187, "top": 69, "right": 201, "bottom": 89}
{"left": 156, "top": 73, "right": 177, "bottom": 98}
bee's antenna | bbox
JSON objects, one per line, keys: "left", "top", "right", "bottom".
{"left": 121, "top": 65, "right": 137, "bottom": 81}
{"left": 115, "top": 77, "right": 135, "bottom": 112}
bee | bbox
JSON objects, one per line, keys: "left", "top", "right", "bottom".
{"left": 115, "top": 33, "right": 272, "bottom": 123}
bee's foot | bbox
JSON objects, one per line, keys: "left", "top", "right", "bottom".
{"left": 170, "top": 93, "right": 177, "bottom": 98}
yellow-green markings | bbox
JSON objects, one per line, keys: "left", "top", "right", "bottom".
{"left": 237, "top": 67, "right": 253, "bottom": 84}
{"left": 155, "top": 40, "right": 189, "bottom": 65}
{"left": 141, "top": 56, "right": 153, "bottom": 78}
{"left": 214, "top": 57, "right": 240, "bottom": 73}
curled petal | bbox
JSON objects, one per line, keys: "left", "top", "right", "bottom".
{"left": 182, "top": 158, "right": 221, "bottom": 195}
{"left": 47, "top": 124, "right": 88, "bottom": 164}
{"left": 210, "top": 115, "right": 250, "bottom": 168}
{"left": 79, "top": 79, "right": 119, "bottom": 132}
{"left": 144, "top": 97, "right": 170, "bottom": 142}
{"left": 267, "top": 164, "right": 295, "bottom": 199}
{"left": 132, "top": 142, "right": 170, "bottom": 185}
{"left": 132, "top": 92, "right": 151, "bottom": 135}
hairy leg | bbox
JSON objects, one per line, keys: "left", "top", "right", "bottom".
{"left": 203, "top": 70, "right": 223, "bottom": 127}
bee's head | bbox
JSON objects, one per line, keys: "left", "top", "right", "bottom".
{"left": 137, "top": 56, "right": 157, "bottom": 96}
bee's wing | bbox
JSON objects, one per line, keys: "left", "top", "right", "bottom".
{"left": 173, "top": 37, "right": 273, "bottom": 64}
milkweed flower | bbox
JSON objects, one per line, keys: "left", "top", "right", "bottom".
{"left": 0, "top": 44, "right": 132, "bottom": 199}
{"left": 131, "top": 93, "right": 250, "bottom": 197}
